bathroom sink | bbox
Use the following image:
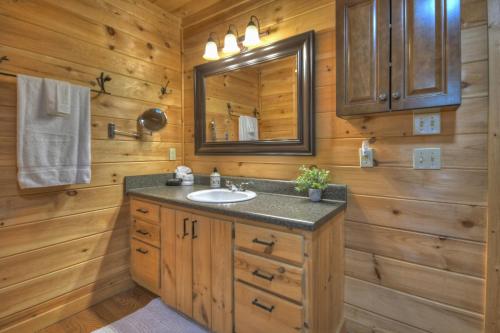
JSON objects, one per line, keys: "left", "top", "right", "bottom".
{"left": 187, "top": 189, "right": 257, "bottom": 203}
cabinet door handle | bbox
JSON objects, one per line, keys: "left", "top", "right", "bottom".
{"left": 378, "top": 93, "right": 388, "bottom": 101}
{"left": 136, "top": 248, "right": 148, "bottom": 254}
{"left": 192, "top": 220, "right": 198, "bottom": 239}
{"left": 252, "top": 269, "right": 274, "bottom": 281}
{"left": 136, "top": 229, "right": 149, "bottom": 236}
{"left": 252, "top": 238, "right": 275, "bottom": 247}
{"left": 252, "top": 298, "right": 275, "bottom": 313}
{"left": 182, "top": 217, "right": 189, "bottom": 238}
{"left": 392, "top": 91, "right": 401, "bottom": 100}
{"left": 136, "top": 208, "right": 149, "bottom": 214}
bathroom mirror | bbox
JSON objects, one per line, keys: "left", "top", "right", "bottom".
{"left": 138, "top": 108, "right": 167, "bottom": 132}
{"left": 194, "top": 31, "right": 315, "bottom": 155}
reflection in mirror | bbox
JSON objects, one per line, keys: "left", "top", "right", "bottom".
{"left": 205, "top": 55, "right": 297, "bottom": 143}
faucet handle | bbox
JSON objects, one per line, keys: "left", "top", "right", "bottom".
{"left": 238, "top": 182, "right": 250, "bottom": 191}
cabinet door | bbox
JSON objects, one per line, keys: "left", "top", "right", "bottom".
{"left": 161, "top": 208, "right": 177, "bottom": 308}
{"left": 175, "top": 210, "right": 193, "bottom": 316}
{"left": 391, "top": 0, "right": 461, "bottom": 110}
{"left": 336, "top": 0, "right": 391, "bottom": 116}
{"left": 192, "top": 214, "right": 212, "bottom": 328}
{"left": 211, "top": 219, "right": 233, "bottom": 333}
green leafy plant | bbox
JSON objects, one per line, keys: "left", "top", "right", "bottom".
{"left": 295, "top": 165, "right": 330, "bottom": 192}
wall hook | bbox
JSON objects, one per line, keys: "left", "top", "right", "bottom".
{"left": 160, "top": 79, "right": 172, "bottom": 97}
{"left": 0, "top": 56, "right": 9, "bottom": 63}
{"left": 95, "top": 72, "right": 111, "bottom": 95}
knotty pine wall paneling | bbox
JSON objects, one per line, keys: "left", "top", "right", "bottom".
{"left": 182, "top": 1, "right": 488, "bottom": 332}
{"left": 0, "top": 1, "right": 182, "bottom": 331}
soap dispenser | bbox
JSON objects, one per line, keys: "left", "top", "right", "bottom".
{"left": 210, "top": 167, "right": 221, "bottom": 188}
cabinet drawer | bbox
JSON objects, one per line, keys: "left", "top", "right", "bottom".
{"left": 235, "top": 282, "right": 303, "bottom": 333}
{"left": 235, "top": 224, "right": 304, "bottom": 264}
{"left": 235, "top": 250, "right": 303, "bottom": 303}
{"left": 131, "top": 239, "right": 160, "bottom": 294}
{"left": 131, "top": 199, "right": 160, "bottom": 224}
{"left": 132, "top": 219, "right": 160, "bottom": 247}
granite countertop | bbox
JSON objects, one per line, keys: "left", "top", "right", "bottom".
{"left": 127, "top": 180, "right": 346, "bottom": 231}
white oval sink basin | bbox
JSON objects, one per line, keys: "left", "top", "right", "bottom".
{"left": 187, "top": 189, "right": 257, "bottom": 203}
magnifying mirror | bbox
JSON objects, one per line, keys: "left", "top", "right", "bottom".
{"left": 108, "top": 108, "right": 167, "bottom": 139}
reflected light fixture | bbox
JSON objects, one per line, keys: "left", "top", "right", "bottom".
{"left": 222, "top": 24, "right": 241, "bottom": 54}
{"left": 243, "top": 15, "right": 261, "bottom": 47}
{"left": 203, "top": 32, "right": 220, "bottom": 61}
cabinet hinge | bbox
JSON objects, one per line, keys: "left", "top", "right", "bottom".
{"left": 389, "top": 23, "right": 392, "bottom": 28}
{"left": 232, "top": 228, "right": 235, "bottom": 239}
{"left": 389, "top": 62, "right": 392, "bottom": 67}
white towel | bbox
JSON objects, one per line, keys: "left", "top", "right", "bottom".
{"left": 17, "top": 74, "right": 91, "bottom": 189}
{"left": 44, "top": 78, "right": 71, "bottom": 116}
{"left": 238, "top": 116, "right": 259, "bottom": 141}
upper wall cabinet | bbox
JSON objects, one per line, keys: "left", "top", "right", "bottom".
{"left": 336, "top": 0, "right": 461, "bottom": 117}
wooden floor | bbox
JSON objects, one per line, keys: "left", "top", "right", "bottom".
{"left": 39, "top": 286, "right": 156, "bottom": 333}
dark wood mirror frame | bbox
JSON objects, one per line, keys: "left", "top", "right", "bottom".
{"left": 194, "top": 30, "right": 315, "bottom": 155}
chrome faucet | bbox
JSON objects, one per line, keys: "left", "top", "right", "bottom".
{"left": 225, "top": 180, "right": 251, "bottom": 192}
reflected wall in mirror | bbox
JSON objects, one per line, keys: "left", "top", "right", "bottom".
{"left": 194, "top": 31, "right": 315, "bottom": 155}
{"left": 205, "top": 56, "right": 298, "bottom": 143}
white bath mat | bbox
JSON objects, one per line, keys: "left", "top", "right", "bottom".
{"left": 92, "top": 298, "right": 208, "bottom": 333}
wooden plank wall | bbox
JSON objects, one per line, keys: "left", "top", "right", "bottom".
{"left": 259, "top": 56, "right": 297, "bottom": 140}
{"left": 205, "top": 70, "right": 259, "bottom": 141}
{"left": 485, "top": 1, "right": 500, "bottom": 332}
{"left": 182, "top": 0, "right": 489, "bottom": 332}
{"left": 0, "top": 0, "right": 182, "bottom": 331}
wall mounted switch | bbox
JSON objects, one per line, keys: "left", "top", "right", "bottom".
{"left": 413, "top": 112, "right": 441, "bottom": 135}
{"left": 169, "top": 147, "right": 176, "bottom": 161}
{"left": 359, "top": 140, "right": 374, "bottom": 168}
{"left": 413, "top": 148, "right": 441, "bottom": 169}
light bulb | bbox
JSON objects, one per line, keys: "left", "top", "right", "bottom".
{"left": 243, "top": 21, "right": 260, "bottom": 47}
{"left": 223, "top": 31, "right": 240, "bottom": 54}
{"left": 203, "top": 39, "right": 219, "bottom": 61}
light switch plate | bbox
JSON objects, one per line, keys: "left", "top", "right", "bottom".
{"left": 413, "top": 112, "right": 441, "bottom": 135}
{"left": 359, "top": 148, "right": 374, "bottom": 168}
{"left": 169, "top": 147, "right": 176, "bottom": 161}
{"left": 413, "top": 148, "right": 441, "bottom": 169}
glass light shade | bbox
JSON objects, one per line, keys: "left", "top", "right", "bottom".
{"left": 203, "top": 39, "right": 219, "bottom": 61}
{"left": 222, "top": 32, "right": 240, "bottom": 54}
{"left": 243, "top": 22, "right": 260, "bottom": 47}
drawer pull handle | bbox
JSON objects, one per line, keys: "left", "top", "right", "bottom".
{"left": 252, "top": 298, "right": 275, "bottom": 313}
{"left": 182, "top": 217, "right": 189, "bottom": 238}
{"left": 252, "top": 269, "right": 274, "bottom": 281}
{"left": 252, "top": 238, "right": 275, "bottom": 247}
{"left": 136, "top": 208, "right": 149, "bottom": 214}
{"left": 136, "top": 229, "right": 149, "bottom": 236}
{"left": 136, "top": 248, "right": 148, "bottom": 254}
{"left": 192, "top": 220, "right": 198, "bottom": 239}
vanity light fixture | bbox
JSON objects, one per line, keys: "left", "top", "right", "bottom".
{"left": 243, "top": 15, "right": 261, "bottom": 47}
{"left": 203, "top": 32, "right": 220, "bottom": 61}
{"left": 222, "top": 24, "right": 241, "bottom": 55}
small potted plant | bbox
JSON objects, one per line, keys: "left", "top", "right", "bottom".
{"left": 295, "top": 165, "right": 330, "bottom": 202}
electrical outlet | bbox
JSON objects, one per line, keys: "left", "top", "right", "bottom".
{"left": 413, "top": 148, "right": 441, "bottom": 169}
{"left": 169, "top": 147, "right": 176, "bottom": 161}
{"left": 359, "top": 148, "right": 374, "bottom": 168}
{"left": 413, "top": 112, "right": 441, "bottom": 135}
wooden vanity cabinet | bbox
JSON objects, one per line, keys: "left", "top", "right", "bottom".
{"left": 130, "top": 197, "right": 344, "bottom": 333}
{"left": 336, "top": 0, "right": 461, "bottom": 117}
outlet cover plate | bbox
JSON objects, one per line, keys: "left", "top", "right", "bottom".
{"left": 413, "top": 112, "right": 441, "bottom": 135}
{"left": 169, "top": 147, "right": 176, "bottom": 161}
{"left": 413, "top": 148, "right": 441, "bottom": 170}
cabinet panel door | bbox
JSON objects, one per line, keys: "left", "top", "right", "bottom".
{"left": 175, "top": 210, "right": 193, "bottom": 316}
{"left": 391, "top": 0, "right": 461, "bottom": 110}
{"left": 161, "top": 208, "right": 177, "bottom": 308}
{"left": 211, "top": 219, "right": 233, "bottom": 333}
{"left": 337, "top": 0, "right": 390, "bottom": 116}
{"left": 192, "top": 214, "right": 212, "bottom": 328}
